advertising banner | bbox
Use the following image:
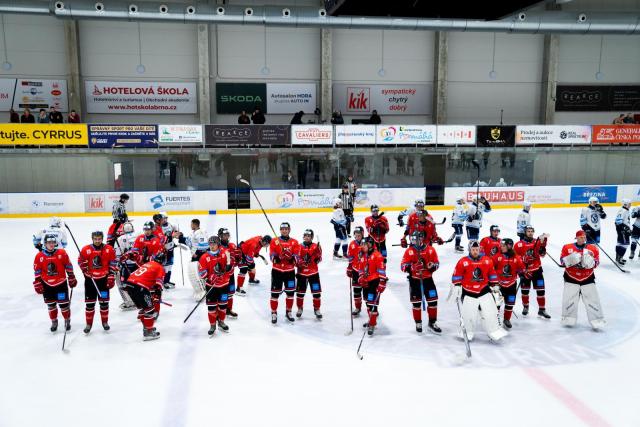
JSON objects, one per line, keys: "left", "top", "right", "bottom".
{"left": 0, "top": 194, "right": 7, "bottom": 213}
{"left": 204, "top": 125, "right": 289, "bottom": 146}
{"left": 591, "top": 125, "right": 640, "bottom": 144}
{"left": 88, "top": 124, "right": 158, "bottom": 148}
{"left": 333, "top": 84, "right": 431, "bottom": 115}
{"left": 335, "top": 125, "right": 376, "bottom": 145}
{"left": 375, "top": 125, "right": 436, "bottom": 145}
{"left": 84, "top": 193, "right": 133, "bottom": 213}
{"left": 134, "top": 192, "right": 194, "bottom": 212}
{"left": 2, "top": 79, "right": 69, "bottom": 112}
{"left": 291, "top": 125, "right": 333, "bottom": 145}
{"left": 555, "top": 85, "right": 640, "bottom": 111}
{"left": 0, "top": 124, "right": 87, "bottom": 146}
{"left": 516, "top": 125, "right": 591, "bottom": 145}
{"left": 436, "top": 125, "right": 476, "bottom": 146}
{"left": 476, "top": 125, "right": 516, "bottom": 147}
{"left": 618, "top": 184, "right": 640, "bottom": 203}
{"left": 354, "top": 187, "right": 426, "bottom": 208}
{"left": 85, "top": 81, "right": 197, "bottom": 114}
{"left": 158, "top": 124, "right": 204, "bottom": 146}
{"left": 266, "top": 83, "right": 316, "bottom": 114}
{"left": 216, "top": 83, "right": 266, "bottom": 114}
{"left": 444, "top": 186, "right": 570, "bottom": 206}
{"left": 7, "top": 193, "right": 84, "bottom": 214}
{"left": 570, "top": 186, "right": 618, "bottom": 204}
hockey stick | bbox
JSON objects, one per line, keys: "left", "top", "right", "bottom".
{"left": 455, "top": 296, "right": 472, "bottom": 358}
{"left": 62, "top": 287, "right": 73, "bottom": 352}
{"left": 421, "top": 278, "right": 426, "bottom": 311}
{"left": 472, "top": 159, "right": 480, "bottom": 204}
{"left": 356, "top": 328, "right": 366, "bottom": 360}
{"left": 238, "top": 177, "right": 277, "bottom": 237}
{"left": 593, "top": 241, "right": 630, "bottom": 273}
{"left": 346, "top": 276, "right": 354, "bottom": 335}
{"left": 184, "top": 251, "right": 231, "bottom": 323}
{"left": 545, "top": 252, "right": 563, "bottom": 268}
{"left": 257, "top": 254, "right": 269, "bottom": 265}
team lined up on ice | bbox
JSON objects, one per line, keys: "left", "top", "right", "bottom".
{"left": 31, "top": 192, "right": 638, "bottom": 342}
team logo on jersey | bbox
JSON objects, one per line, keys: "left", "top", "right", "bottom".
{"left": 47, "top": 262, "right": 58, "bottom": 276}
{"left": 92, "top": 255, "right": 102, "bottom": 268}
{"left": 502, "top": 264, "right": 512, "bottom": 276}
{"left": 490, "top": 247, "right": 498, "bottom": 256}
{"left": 526, "top": 249, "right": 534, "bottom": 258}
{"left": 472, "top": 267, "right": 483, "bottom": 281}
{"left": 591, "top": 213, "right": 599, "bottom": 223}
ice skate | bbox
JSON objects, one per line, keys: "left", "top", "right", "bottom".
{"left": 415, "top": 321, "right": 422, "bottom": 333}
{"left": 119, "top": 302, "right": 136, "bottom": 311}
{"left": 296, "top": 308, "right": 303, "bottom": 318}
{"left": 271, "top": 312, "right": 277, "bottom": 324}
{"left": 102, "top": 322, "right": 110, "bottom": 331}
{"left": 428, "top": 321, "right": 442, "bottom": 334}
{"left": 314, "top": 309, "right": 323, "bottom": 320}
{"left": 522, "top": 305, "right": 529, "bottom": 316}
{"left": 285, "top": 311, "right": 295, "bottom": 322}
{"left": 218, "top": 320, "right": 229, "bottom": 332}
{"left": 236, "top": 288, "right": 247, "bottom": 296}
{"left": 83, "top": 324, "right": 92, "bottom": 334}
{"left": 226, "top": 309, "right": 238, "bottom": 318}
{"left": 143, "top": 328, "right": 160, "bottom": 341}
{"left": 503, "top": 319, "right": 512, "bottom": 329}
{"left": 64, "top": 319, "right": 71, "bottom": 331}
{"left": 208, "top": 324, "right": 216, "bottom": 336}
{"left": 50, "top": 319, "right": 58, "bottom": 332}
{"left": 538, "top": 309, "right": 551, "bottom": 319}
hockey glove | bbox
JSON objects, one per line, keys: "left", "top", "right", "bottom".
{"left": 67, "top": 273, "right": 78, "bottom": 288}
{"left": 33, "top": 278, "right": 44, "bottom": 294}
{"left": 434, "top": 237, "right": 444, "bottom": 245}
{"left": 523, "top": 270, "right": 533, "bottom": 280}
{"left": 346, "top": 266, "right": 353, "bottom": 278}
{"left": 35, "top": 243, "right": 43, "bottom": 251}
{"left": 427, "top": 262, "right": 438, "bottom": 273}
{"left": 400, "top": 238, "right": 408, "bottom": 248}
{"left": 357, "top": 274, "right": 367, "bottom": 287}
{"left": 106, "top": 275, "right": 115, "bottom": 289}
{"left": 447, "top": 284, "right": 462, "bottom": 302}
{"left": 79, "top": 259, "right": 89, "bottom": 275}
{"left": 377, "top": 278, "right": 387, "bottom": 294}
{"left": 397, "top": 215, "right": 405, "bottom": 227}
{"left": 581, "top": 250, "right": 596, "bottom": 269}
{"left": 561, "top": 251, "right": 582, "bottom": 267}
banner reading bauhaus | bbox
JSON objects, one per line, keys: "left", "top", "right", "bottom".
{"left": 0, "top": 124, "right": 87, "bottom": 146}
{"left": 85, "top": 81, "right": 197, "bottom": 114}
{"left": 333, "top": 84, "right": 431, "bottom": 115}
{"left": 476, "top": 125, "right": 516, "bottom": 147}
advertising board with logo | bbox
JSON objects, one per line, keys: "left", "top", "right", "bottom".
{"left": 216, "top": 83, "right": 266, "bottom": 114}
{"left": 134, "top": 192, "right": 194, "bottom": 211}
{"left": 85, "top": 81, "right": 197, "bottom": 114}
{"left": 476, "top": 125, "right": 516, "bottom": 147}
{"left": 376, "top": 125, "right": 436, "bottom": 145}
{"left": 291, "top": 125, "right": 333, "bottom": 145}
{"left": 555, "top": 85, "right": 640, "bottom": 111}
{"left": 0, "top": 79, "right": 69, "bottom": 112}
{"left": 444, "top": 186, "right": 570, "bottom": 205}
{"left": 591, "top": 125, "right": 640, "bottom": 145}
{"left": 516, "top": 125, "right": 591, "bottom": 145}
{"left": 158, "top": 124, "right": 204, "bottom": 146}
{"left": 354, "top": 187, "right": 425, "bottom": 208}
{"left": 88, "top": 125, "right": 158, "bottom": 148}
{"left": 84, "top": 193, "right": 132, "bottom": 213}
{"left": 266, "top": 83, "right": 316, "bottom": 114}
{"left": 333, "top": 84, "right": 431, "bottom": 115}
{"left": 436, "top": 125, "right": 476, "bottom": 146}
{"left": 335, "top": 125, "right": 376, "bottom": 145}
{"left": 0, "top": 194, "right": 7, "bottom": 213}
{"left": 205, "top": 125, "right": 289, "bottom": 146}
{"left": 570, "top": 186, "right": 618, "bottom": 204}
{"left": 7, "top": 193, "right": 84, "bottom": 214}
{"left": 0, "top": 124, "right": 87, "bottom": 146}
{"left": 618, "top": 184, "right": 640, "bottom": 203}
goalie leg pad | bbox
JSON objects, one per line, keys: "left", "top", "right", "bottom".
{"left": 188, "top": 261, "right": 206, "bottom": 299}
{"left": 561, "top": 282, "right": 580, "bottom": 326}
{"left": 479, "top": 292, "right": 507, "bottom": 341}
{"left": 461, "top": 295, "right": 479, "bottom": 341}
{"left": 580, "top": 283, "right": 605, "bottom": 325}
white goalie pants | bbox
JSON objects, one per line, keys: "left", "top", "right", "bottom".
{"left": 460, "top": 292, "right": 507, "bottom": 341}
{"left": 561, "top": 282, "right": 605, "bottom": 328}
{"left": 188, "top": 261, "right": 206, "bottom": 300}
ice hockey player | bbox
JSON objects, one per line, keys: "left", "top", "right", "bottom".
{"left": 449, "top": 241, "right": 507, "bottom": 342}
{"left": 514, "top": 226, "right": 550, "bottom": 318}
{"left": 516, "top": 201, "right": 532, "bottom": 240}
{"left": 124, "top": 252, "right": 166, "bottom": 341}
{"left": 400, "top": 231, "right": 441, "bottom": 334}
{"left": 238, "top": 235, "right": 271, "bottom": 289}
{"left": 580, "top": 196, "right": 607, "bottom": 244}
{"left": 465, "top": 195, "right": 491, "bottom": 242}
{"left": 184, "top": 218, "right": 209, "bottom": 300}
{"left": 78, "top": 231, "right": 117, "bottom": 333}
{"left": 560, "top": 230, "right": 605, "bottom": 330}
{"left": 156, "top": 212, "right": 182, "bottom": 289}
{"left": 331, "top": 198, "right": 349, "bottom": 259}
{"left": 218, "top": 227, "right": 240, "bottom": 318}
{"left": 114, "top": 222, "right": 137, "bottom": 310}
{"left": 33, "top": 216, "right": 68, "bottom": 250}
{"left": 269, "top": 223, "right": 300, "bottom": 324}
{"left": 397, "top": 198, "right": 425, "bottom": 227}
{"left": 32, "top": 234, "right": 77, "bottom": 332}
{"left": 365, "top": 204, "right": 389, "bottom": 260}
{"left": 296, "top": 229, "right": 323, "bottom": 320}
{"left": 356, "top": 236, "right": 387, "bottom": 336}
{"left": 630, "top": 205, "right": 640, "bottom": 260}
{"left": 451, "top": 196, "right": 467, "bottom": 252}
{"left": 346, "top": 226, "right": 366, "bottom": 316}
{"left": 480, "top": 225, "right": 502, "bottom": 257}
{"left": 107, "top": 193, "right": 129, "bottom": 246}
{"left": 198, "top": 236, "right": 232, "bottom": 335}
{"left": 614, "top": 199, "right": 632, "bottom": 265}
{"left": 337, "top": 183, "right": 355, "bottom": 236}
{"left": 401, "top": 209, "right": 442, "bottom": 247}
{"left": 492, "top": 238, "right": 524, "bottom": 329}
{"left": 131, "top": 221, "right": 163, "bottom": 264}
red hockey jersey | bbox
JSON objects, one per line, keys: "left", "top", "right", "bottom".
{"left": 297, "top": 242, "right": 322, "bottom": 276}
{"left": 400, "top": 244, "right": 439, "bottom": 279}
{"left": 560, "top": 243, "right": 599, "bottom": 283}
{"left": 132, "top": 234, "right": 164, "bottom": 263}
{"left": 492, "top": 253, "right": 524, "bottom": 287}
{"left": 270, "top": 237, "right": 299, "bottom": 272}
{"left": 480, "top": 236, "right": 501, "bottom": 258}
{"left": 126, "top": 261, "right": 165, "bottom": 290}
{"left": 514, "top": 237, "right": 546, "bottom": 272}
{"left": 451, "top": 255, "right": 498, "bottom": 294}
{"left": 78, "top": 244, "right": 117, "bottom": 279}
{"left": 198, "top": 248, "right": 231, "bottom": 287}
{"left": 365, "top": 215, "right": 389, "bottom": 243}
{"left": 33, "top": 249, "right": 74, "bottom": 286}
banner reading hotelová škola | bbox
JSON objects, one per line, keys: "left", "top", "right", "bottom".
{"left": 88, "top": 125, "right": 158, "bottom": 148}
{"left": 0, "top": 124, "right": 87, "bottom": 146}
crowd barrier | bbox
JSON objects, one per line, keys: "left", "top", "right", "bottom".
{"left": 0, "top": 123, "right": 639, "bottom": 148}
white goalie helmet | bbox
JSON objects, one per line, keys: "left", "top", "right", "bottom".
{"left": 456, "top": 196, "right": 464, "bottom": 204}
{"left": 49, "top": 216, "right": 62, "bottom": 228}
{"left": 334, "top": 198, "right": 343, "bottom": 208}
{"left": 123, "top": 222, "right": 135, "bottom": 234}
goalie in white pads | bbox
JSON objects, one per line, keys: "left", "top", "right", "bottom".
{"left": 560, "top": 230, "right": 605, "bottom": 330}
{"left": 450, "top": 241, "right": 507, "bottom": 342}
{"left": 185, "top": 219, "right": 209, "bottom": 300}
{"left": 114, "top": 222, "right": 137, "bottom": 310}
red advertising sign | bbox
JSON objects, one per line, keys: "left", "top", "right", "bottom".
{"left": 592, "top": 125, "right": 640, "bottom": 144}
{"left": 466, "top": 190, "right": 525, "bottom": 203}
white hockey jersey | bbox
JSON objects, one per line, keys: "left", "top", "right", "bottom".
{"left": 161, "top": 222, "right": 179, "bottom": 251}
{"left": 516, "top": 210, "right": 531, "bottom": 234}
{"left": 331, "top": 208, "right": 347, "bottom": 227}
{"left": 451, "top": 203, "right": 467, "bottom": 225}
{"left": 632, "top": 207, "right": 640, "bottom": 228}
{"left": 580, "top": 206, "right": 602, "bottom": 231}
{"left": 615, "top": 207, "right": 631, "bottom": 228}
{"left": 186, "top": 228, "right": 209, "bottom": 255}
{"left": 33, "top": 226, "right": 68, "bottom": 249}
{"left": 115, "top": 232, "right": 138, "bottom": 268}
{"left": 466, "top": 202, "right": 490, "bottom": 229}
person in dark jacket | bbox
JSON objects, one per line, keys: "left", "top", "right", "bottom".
{"left": 49, "top": 106, "right": 64, "bottom": 123}
{"left": 238, "top": 110, "right": 251, "bottom": 124}
{"left": 67, "top": 110, "right": 80, "bottom": 123}
{"left": 9, "top": 108, "right": 19, "bottom": 123}
{"left": 290, "top": 111, "right": 304, "bottom": 125}
{"left": 331, "top": 111, "right": 344, "bottom": 125}
{"left": 251, "top": 105, "right": 266, "bottom": 124}
{"left": 37, "top": 109, "right": 50, "bottom": 123}
{"left": 20, "top": 108, "right": 35, "bottom": 123}
{"left": 369, "top": 110, "right": 381, "bottom": 125}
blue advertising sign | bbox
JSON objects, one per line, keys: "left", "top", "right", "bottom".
{"left": 88, "top": 124, "right": 158, "bottom": 148}
{"left": 570, "top": 186, "right": 618, "bottom": 204}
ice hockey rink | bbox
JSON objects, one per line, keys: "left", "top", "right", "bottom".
{"left": 1, "top": 205, "right": 638, "bottom": 427}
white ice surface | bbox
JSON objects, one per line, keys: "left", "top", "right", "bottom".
{"left": 1, "top": 207, "right": 639, "bottom": 427}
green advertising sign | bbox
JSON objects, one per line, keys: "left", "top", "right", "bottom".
{"left": 216, "top": 83, "right": 267, "bottom": 114}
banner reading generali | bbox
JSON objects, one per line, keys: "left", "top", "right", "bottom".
{"left": 592, "top": 125, "right": 640, "bottom": 144}
{"left": 85, "top": 81, "right": 197, "bottom": 114}
{"left": 204, "top": 125, "right": 289, "bottom": 146}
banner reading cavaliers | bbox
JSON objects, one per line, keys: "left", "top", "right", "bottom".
{"left": 84, "top": 81, "right": 197, "bottom": 114}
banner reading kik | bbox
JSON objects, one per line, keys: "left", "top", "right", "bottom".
{"left": 0, "top": 124, "right": 88, "bottom": 146}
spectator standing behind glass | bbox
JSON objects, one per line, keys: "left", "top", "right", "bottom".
{"left": 37, "top": 109, "right": 50, "bottom": 123}
{"left": 282, "top": 170, "right": 296, "bottom": 189}
{"left": 20, "top": 108, "right": 35, "bottom": 123}
{"left": 290, "top": 110, "right": 304, "bottom": 125}
{"left": 251, "top": 105, "right": 266, "bottom": 124}
{"left": 9, "top": 108, "right": 19, "bottom": 123}
{"left": 67, "top": 110, "right": 80, "bottom": 123}
{"left": 369, "top": 110, "right": 381, "bottom": 125}
{"left": 49, "top": 106, "right": 63, "bottom": 123}
{"left": 613, "top": 114, "right": 625, "bottom": 124}
{"left": 238, "top": 110, "right": 250, "bottom": 124}
{"left": 623, "top": 113, "right": 635, "bottom": 124}
{"left": 331, "top": 111, "right": 344, "bottom": 125}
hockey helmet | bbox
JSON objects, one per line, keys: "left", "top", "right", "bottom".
{"left": 468, "top": 240, "right": 480, "bottom": 251}
{"left": 91, "top": 230, "right": 104, "bottom": 239}
{"left": 575, "top": 230, "right": 586, "bottom": 239}
{"left": 119, "top": 193, "right": 130, "bottom": 201}
{"left": 159, "top": 211, "right": 168, "bottom": 219}
{"left": 49, "top": 217, "right": 62, "bottom": 228}
{"left": 353, "top": 226, "right": 365, "bottom": 237}
{"left": 44, "top": 234, "right": 57, "bottom": 244}
{"left": 218, "top": 227, "right": 230, "bottom": 238}
{"left": 370, "top": 204, "right": 380, "bottom": 213}
{"left": 333, "top": 198, "right": 343, "bottom": 208}
{"left": 410, "top": 230, "right": 425, "bottom": 244}
{"left": 152, "top": 213, "right": 163, "bottom": 222}
{"left": 523, "top": 200, "right": 532, "bottom": 208}
{"left": 303, "top": 229, "right": 314, "bottom": 239}
{"left": 123, "top": 222, "right": 135, "bottom": 234}
{"left": 363, "top": 236, "right": 376, "bottom": 247}
{"left": 208, "top": 235, "right": 221, "bottom": 246}
{"left": 525, "top": 225, "right": 535, "bottom": 233}
{"left": 280, "top": 222, "right": 291, "bottom": 230}
{"left": 152, "top": 251, "right": 166, "bottom": 264}
{"left": 456, "top": 196, "right": 465, "bottom": 204}
{"left": 342, "top": 182, "right": 349, "bottom": 189}
{"left": 500, "top": 238, "right": 514, "bottom": 248}
{"left": 622, "top": 198, "right": 631, "bottom": 208}
{"left": 414, "top": 198, "right": 425, "bottom": 208}
{"left": 489, "top": 225, "right": 500, "bottom": 234}
{"left": 261, "top": 235, "right": 272, "bottom": 244}
{"left": 143, "top": 221, "right": 155, "bottom": 231}
{"left": 588, "top": 196, "right": 599, "bottom": 204}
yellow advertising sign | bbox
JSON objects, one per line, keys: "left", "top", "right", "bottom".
{"left": 0, "top": 124, "right": 88, "bottom": 146}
